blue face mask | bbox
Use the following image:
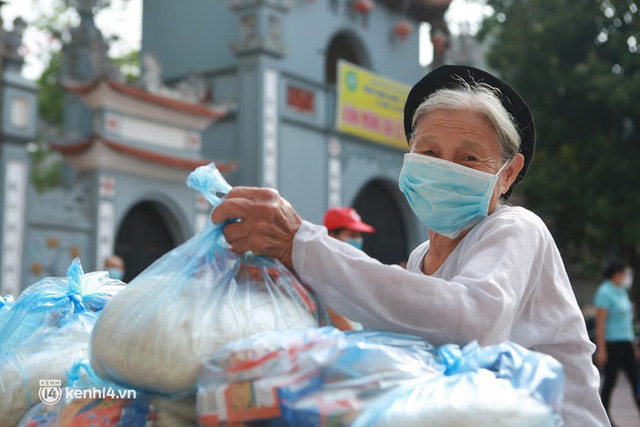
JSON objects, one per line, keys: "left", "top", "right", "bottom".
{"left": 398, "top": 153, "right": 509, "bottom": 239}
{"left": 345, "top": 237, "right": 364, "bottom": 250}
{"left": 107, "top": 268, "right": 125, "bottom": 281}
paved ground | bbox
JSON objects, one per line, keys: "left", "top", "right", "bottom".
{"left": 607, "top": 373, "right": 640, "bottom": 427}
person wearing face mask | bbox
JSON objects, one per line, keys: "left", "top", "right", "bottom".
{"left": 594, "top": 260, "right": 640, "bottom": 424}
{"left": 323, "top": 207, "right": 375, "bottom": 250}
{"left": 323, "top": 207, "right": 374, "bottom": 330}
{"left": 211, "top": 65, "right": 609, "bottom": 426}
{"left": 104, "top": 254, "right": 126, "bottom": 282}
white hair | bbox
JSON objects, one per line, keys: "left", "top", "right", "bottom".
{"left": 410, "top": 81, "right": 521, "bottom": 160}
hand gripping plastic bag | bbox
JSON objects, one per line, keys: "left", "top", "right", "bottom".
{"left": 196, "top": 327, "right": 443, "bottom": 426}
{"left": 90, "top": 163, "right": 322, "bottom": 396}
{"left": 0, "top": 259, "right": 125, "bottom": 427}
{"left": 351, "top": 340, "right": 565, "bottom": 427}
{"left": 18, "top": 359, "right": 152, "bottom": 427}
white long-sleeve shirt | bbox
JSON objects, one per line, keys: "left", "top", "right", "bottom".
{"left": 292, "top": 205, "right": 609, "bottom": 426}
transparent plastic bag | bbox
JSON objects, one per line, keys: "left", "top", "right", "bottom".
{"left": 343, "top": 330, "right": 443, "bottom": 375}
{"left": 353, "top": 369, "right": 558, "bottom": 427}
{"left": 0, "top": 259, "right": 125, "bottom": 427}
{"left": 438, "top": 340, "right": 564, "bottom": 415}
{"left": 196, "top": 327, "right": 442, "bottom": 426}
{"left": 0, "top": 294, "right": 14, "bottom": 328}
{"left": 352, "top": 340, "right": 565, "bottom": 427}
{"left": 17, "top": 360, "right": 152, "bottom": 427}
{"left": 91, "top": 164, "right": 323, "bottom": 396}
{"left": 278, "top": 331, "right": 443, "bottom": 427}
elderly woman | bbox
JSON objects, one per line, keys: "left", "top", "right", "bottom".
{"left": 211, "top": 65, "right": 609, "bottom": 426}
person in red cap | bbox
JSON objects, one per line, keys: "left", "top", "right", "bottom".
{"left": 323, "top": 207, "right": 375, "bottom": 251}
{"left": 323, "top": 207, "right": 374, "bottom": 331}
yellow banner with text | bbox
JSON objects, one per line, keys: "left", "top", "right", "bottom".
{"left": 336, "top": 60, "right": 411, "bottom": 150}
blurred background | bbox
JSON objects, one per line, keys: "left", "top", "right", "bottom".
{"left": 0, "top": 0, "right": 638, "bottom": 327}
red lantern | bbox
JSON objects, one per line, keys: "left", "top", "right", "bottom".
{"left": 431, "top": 29, "right": 449, "bottom": 53}
{"left": 394, "top": 20, "right": 413, "bottom": 41}
{"left": 353, "top": 0, "right": 374, "bottom": 14}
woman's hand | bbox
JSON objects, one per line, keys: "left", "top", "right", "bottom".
{"left": 594, "top": 307, "right": 608, "bottom": 368}
{"left": 595, "top": 347, "right": 608, "bottom": 368}
{"left": 211, "top": 187, "right": 302, "bottom": 269}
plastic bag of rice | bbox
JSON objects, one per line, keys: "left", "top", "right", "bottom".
{"left": 0, "top": 259, "right": 124, "bottom": 427}
{"left": 91, "top": 163, "right": 324, "bottom": 396}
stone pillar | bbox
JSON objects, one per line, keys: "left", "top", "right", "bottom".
{"left": 228, "top": 0, "right": 292, "bottom": 188}
{"left": 0, "top": 15, "right": 38, "bottom": 296}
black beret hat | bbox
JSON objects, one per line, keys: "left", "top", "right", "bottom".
{"left": 403, "top": 64, "right": 536, "bottom": 189}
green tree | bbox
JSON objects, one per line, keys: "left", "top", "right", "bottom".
{"left": 37, "top": 51, "right": 65, "bottom": 125}
{"left": 477, "top": 0, "right": 640, "bottom": 279}
{"left": 31, "top": 0, "right": 139, "bottom": 127}
{"left": 27, "top": 0, "right": 139, "bottom": 194}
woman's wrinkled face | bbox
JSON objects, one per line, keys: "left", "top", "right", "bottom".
{"left": 410, "top": 108, "right": 523, "bottom": 214}
{"left": 411, "top": 108, "right": 503, "bottom": 173}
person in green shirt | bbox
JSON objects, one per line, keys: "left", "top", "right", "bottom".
{"left": 594, "top": 259, "right": 640, "bottom": 424}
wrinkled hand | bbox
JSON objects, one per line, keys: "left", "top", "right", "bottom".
{"left": 211, "top": 187, "right": 302, "bottom": 269}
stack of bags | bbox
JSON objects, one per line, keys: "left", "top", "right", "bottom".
{"left": 14, "top": 163, "right": 325, "bottom": 426}
{"left": 18, "top": 360, "right": 152, "bottom": 426}
{"left": 196, "top": 327, "right": 445, "bottom": 426}
{"left": 5, "top": 163, "right": 567, "bottom": 427}
{"left": 196, "top": 327, "right": 565, "bottom": 427}
{"left": 0, "top": 259, "right": 125, "bottom": 426}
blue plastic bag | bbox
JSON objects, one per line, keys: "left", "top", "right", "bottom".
{"left": 0, "top": 294, "right": 14, "bottom": 328}
{"left": 438, "top": 340, "right": 564, "bottom": 414}
{"left": 351, "top": 340, "right": 565, "bottom": 427}
{"left": 91, "top": 163, "right": 324, "bottom": 396}
{"left": 0, "top": 259, "right": 124, "bottom": 427}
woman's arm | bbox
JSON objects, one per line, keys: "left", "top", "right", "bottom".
{"left": 212, "top": 189, "right": 538, "bottom": 347}
{"left": 291, "top": 213, "right": 538, "bottom": 347}
{"left": 595, "top": 307, "right": 608, "bottom": 368}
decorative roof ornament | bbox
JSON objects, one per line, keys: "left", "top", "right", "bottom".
{"left": 141, "top": 52, "right": 162, "bottom": 94}
{"left": 61, "top": 0, "right": 121, "bottom": 83}
{"left": 65, "top": 0, "right": 110, "bottom": 14}
{"left": 3, "top": 17, "right": 27, "bottom": 68}
{"left": 140, "top": 52, "right": 213, "bottom": 105}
